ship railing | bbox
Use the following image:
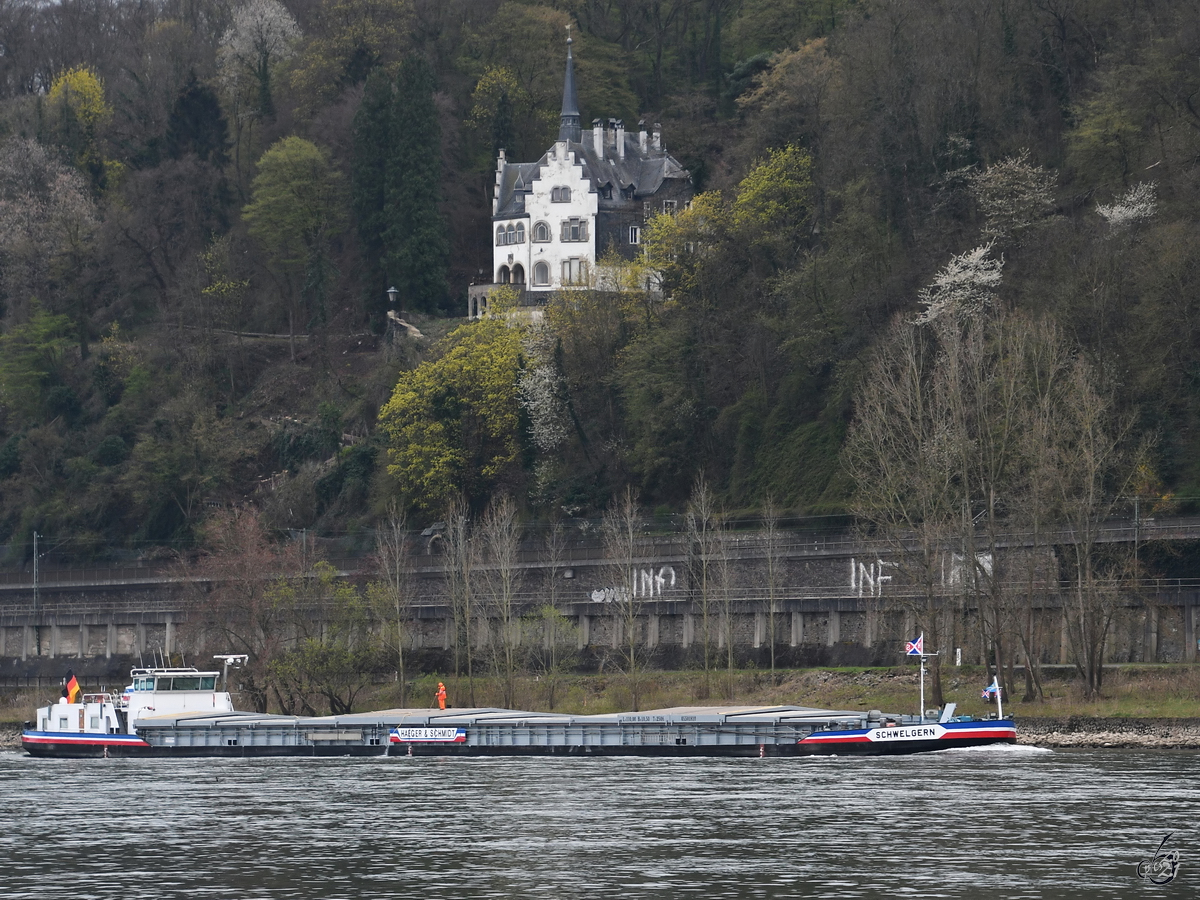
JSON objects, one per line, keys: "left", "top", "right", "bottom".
{"left": 81, "top": 693, "right": 116, "bottom": 705}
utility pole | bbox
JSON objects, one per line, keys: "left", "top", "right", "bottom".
{"left": 32, "top": 531, "right": 41, "bottom": 656}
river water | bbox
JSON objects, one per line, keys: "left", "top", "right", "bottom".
{"left": 0, "top": 745, "right": 1192, "bottom": 899}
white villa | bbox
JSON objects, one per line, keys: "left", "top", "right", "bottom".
{"left": 468, "top": 35, "right": 693, "bottom": 318}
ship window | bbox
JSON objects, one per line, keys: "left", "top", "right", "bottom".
{"left": 200, "top": 676, "right": 216, "bottom": 690}
{"left": 171, "top": 676, "right": 202, "bottom": 691}
{"left": 90, "top": 716, "right": 100, "bottom": 730}
{"left": 135, "top": 677, "right": 154, "bottom": 691}
{"left": 58, "top": 717, "right": 68, "bottom": 730}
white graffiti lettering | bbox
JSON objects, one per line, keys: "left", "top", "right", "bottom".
{"left": 590, "top": 566, "right": 677, "bottom": 602}
{"left": 849, "top": 558, "right": 895, "bottom": 597}
{"left": 941, "top": 552, "right": 993, "bottom": 587}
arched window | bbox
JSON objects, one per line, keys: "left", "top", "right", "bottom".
{"left": 515, "top": 222, "right": 525, "bottom": 243}
{"left": 533, "top": 221, "right": 551, "bottom": 242}
{"left": 533, "top": 262, "right": 550, "bottom": 285}
{"left": 495, "top": 226, "right": 505, "bottom": 246}
{"left": 497, "top": 265, "right": 510, "bottom": 284}
{"left": 512, "top": 264, "right": 525, "bottom": 284}
{"left": 551, "top": 186, "right": 571, "bottom": 202}
{"left": 505, "top": 224, "right": 515, "bottom": 244}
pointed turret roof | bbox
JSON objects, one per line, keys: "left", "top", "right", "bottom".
{"left": 558, "top": 31, "right": 582, "bottom": 143}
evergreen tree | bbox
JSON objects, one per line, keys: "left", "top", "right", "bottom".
{"left": 386, "top": 55, "right": 448, "bottom": 315}
{"left": 166, "top": 75, "right": 231, "bottom": 166}
{"left": 351, "top": 69, "right": 393, "bottom": 324}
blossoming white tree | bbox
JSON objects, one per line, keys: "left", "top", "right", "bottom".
{"left": 1095, "top": 181, "right": 1157, "bottom": 230}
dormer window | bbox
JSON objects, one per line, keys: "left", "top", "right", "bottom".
{"left": 600, "top": 185, "right": 612, "bottom": 200}
{"left": 551, "top": 186, "right": 572, "bottom": 202}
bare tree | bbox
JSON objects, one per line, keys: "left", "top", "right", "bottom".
{"left": 602, "top": 486, "right": 645, "bottom": 710}
{"left": 844, "top": 318, "right": 958, "bottom": 706}
{"left": 370, "top": 502, "right": 415, "bottom": 707}
{"left": 1053, "top": 360, "right": 1143, "bottom": 698}
{"left": 525, "top": 517, "right": 577, "bottom": 708}
{"left": 761, "top": 495, "right": 785, "bottom": 679}
{"left": 443, "top": 495, "right": 477, "bottom": 706}
{"left": 686, "top": 475, "right": 721, "bottom": 698}
{"left": 183, "top": 506, "right": 306, "bottom": 713}
{"left": 480, "top": 494, "right": 522, "bottom": 708}
{"left": 716, "top": 523, "right": 736, "bottom": 699}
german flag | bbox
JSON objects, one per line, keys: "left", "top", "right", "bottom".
{"left": 62, "top": 670, "right": 81, "bottom": 704}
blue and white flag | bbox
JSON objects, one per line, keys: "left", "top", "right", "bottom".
{"left": 982, "top": 678, "right": 1001, "bottom": 700}
{"left": 905, "top": 634, "right": 924, "bottom": 656}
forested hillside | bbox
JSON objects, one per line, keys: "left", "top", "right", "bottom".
{"left": 0, "top": 0, "right": 1198, "bottom": 561}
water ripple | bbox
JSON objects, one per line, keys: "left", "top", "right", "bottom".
{"left": 0, "top": 748, "right": 1194, "bottom": 899}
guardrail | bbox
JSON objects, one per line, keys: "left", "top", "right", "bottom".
{"left": 2, "top": 515, "right": 1199, "bottom": 594}
{"left": 1, "top": 577, "right": 1198, "bottom": 620}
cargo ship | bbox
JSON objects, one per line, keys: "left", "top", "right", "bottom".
{"left": 21, "top": 660, "right": 1016, "bottom": 759}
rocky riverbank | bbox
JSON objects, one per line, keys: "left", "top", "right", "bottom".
{"left": 1, "top": 723, "right": 21, "bottom": 750}
{"left": 1015, "top": 716, "right": 1200, "bottom": 749}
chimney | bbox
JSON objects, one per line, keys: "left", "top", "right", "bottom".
{"left": 615, "top": 119, "right": 625, "bottom": 160}
{"left": 652, "top": 123, "right": 662, "bottom": 151}
{"left": 638, "top": 120, "right": 647, "bottom": 154}
{"left": 593, "top": 118, "right": 604, "bottom": 160}
{"left": 493, "top": 150, "right": 505, "bottom": 215}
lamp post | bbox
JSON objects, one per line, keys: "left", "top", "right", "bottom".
{"left": 386, "top": 285, "right": 400, "bottom": 318}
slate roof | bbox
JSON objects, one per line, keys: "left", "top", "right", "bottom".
{"left": 494, "top": 137, "right": 690, "bottom": 220}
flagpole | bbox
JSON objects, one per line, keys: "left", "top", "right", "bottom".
{"left": 919, "top": 654, "right": 925, "bottom": 721}
{"left": 995, "top": 676, "right": 1003, "bottom": 721}
{"left": 906, "top": 633, "right": 928, "bottom": 721}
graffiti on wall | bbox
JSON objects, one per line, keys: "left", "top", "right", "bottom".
{"left": 590, "top": 566, "right": 677, "bottom": 603}
{"left": 942, "top": 552, "right": 993, "bottom": 586}
{"left": 850, "top": 558, "right": 896, "bottom": 598}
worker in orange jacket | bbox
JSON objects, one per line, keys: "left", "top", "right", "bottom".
{"left": 436, "top": 682, "right": 447, "bottom": 710}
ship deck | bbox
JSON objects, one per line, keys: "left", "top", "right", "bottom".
{"left": 132, "top": 704, "right": 879, "bottom": 756}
